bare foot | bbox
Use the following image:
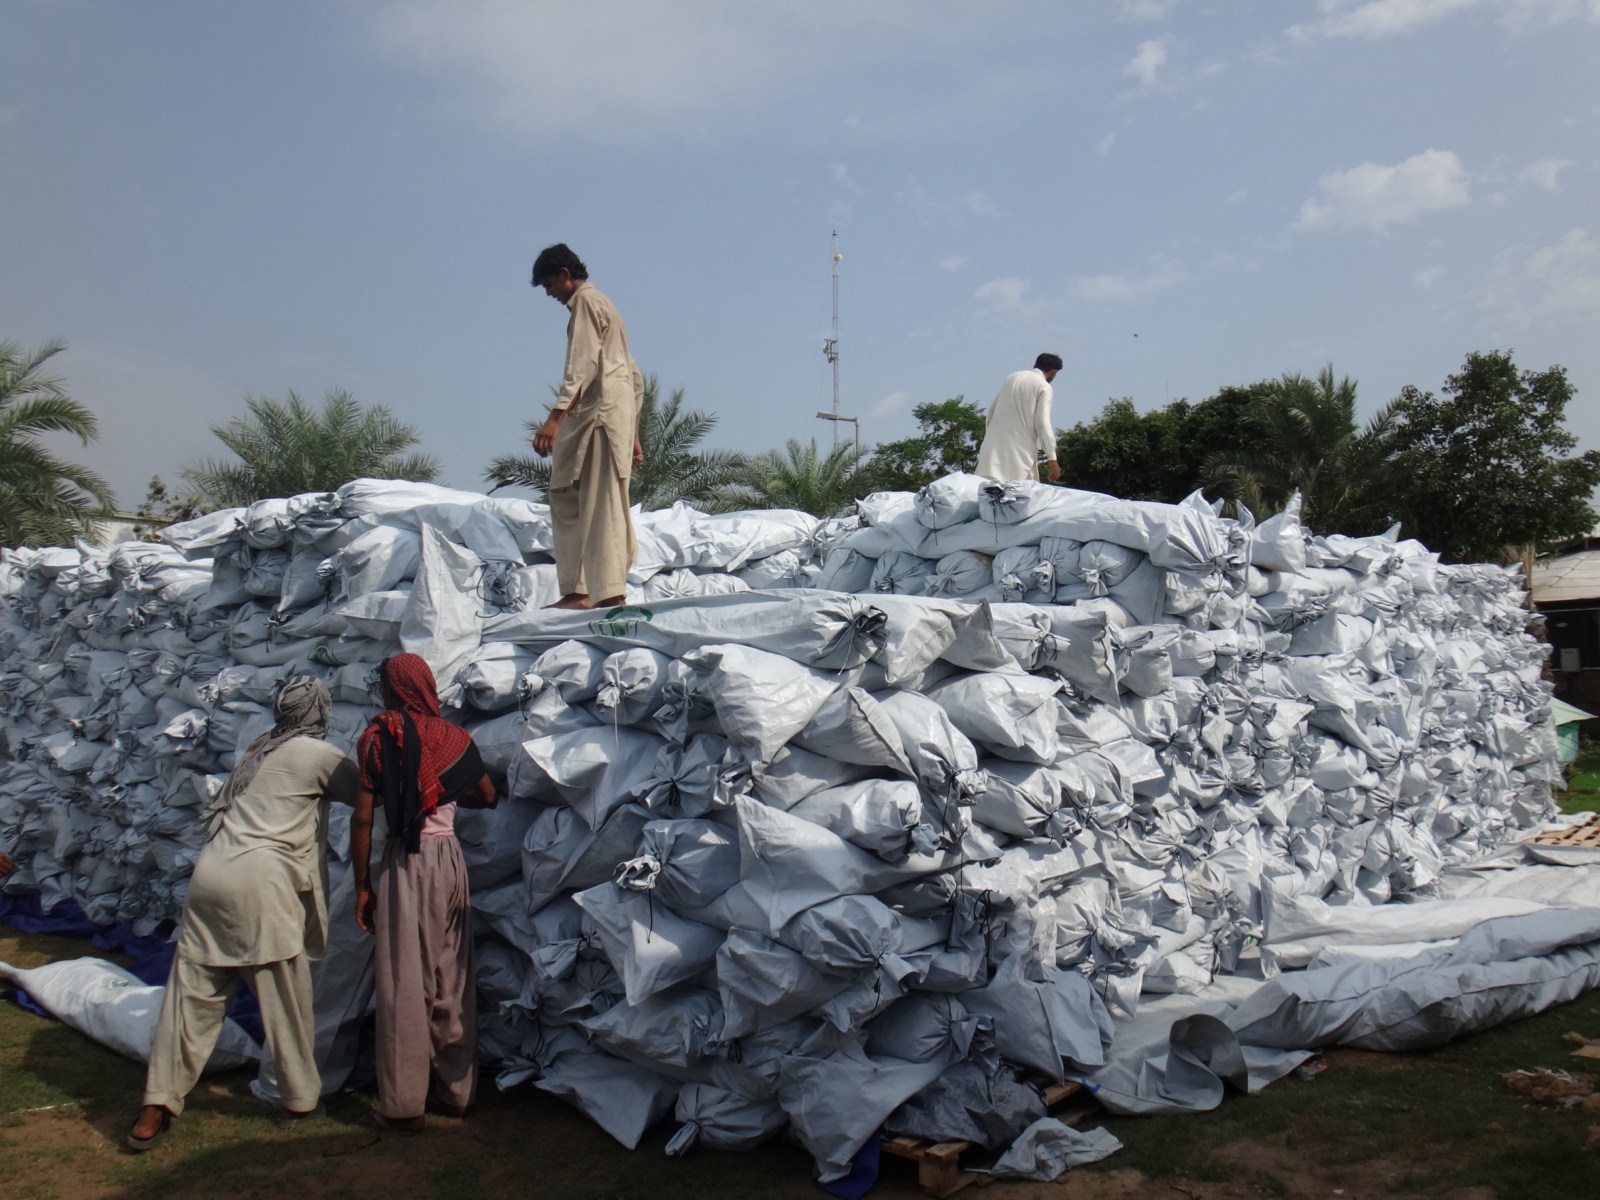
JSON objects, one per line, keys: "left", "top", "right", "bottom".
{"left": 543, "top": 594, "right": 592, "bottom": 610}
{"left": 592, "top": 595, "right": 627, "bottom": 608}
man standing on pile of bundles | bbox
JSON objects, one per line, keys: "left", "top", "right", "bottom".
{"left": 977, "top": 352, "right": 1063, "bottom": 484}
{"left": 127, "top": 676, "right": 357, "bottom": 1151}
{"left": 530, "top": 242, "right": 646, "bottom": 611}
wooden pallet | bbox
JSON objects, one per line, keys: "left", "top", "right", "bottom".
{"left": 880, "top": 1081, "right": 1087, "bottom": 1198}
{"left": 1527, "top": 814, "right": 1600, "bottom": 849}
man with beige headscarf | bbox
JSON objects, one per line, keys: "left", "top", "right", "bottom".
{"left": 530, "top": 243, "right": 645, "bottom": 611}
{"left": 127, "top": 675, "right": 357, "bottom": 1150}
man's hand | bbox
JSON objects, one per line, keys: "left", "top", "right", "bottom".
{"left": 632, "top": 436, "right": 645, "bottom": 468}
{"left": 355, "top": 885, "right": 376, "bottom": 934}
{"left": 1045, "top": 459, "right": 1061, "bottom": 484}
{"left": 533, "top": 409, "right": 567, "bottom": 456}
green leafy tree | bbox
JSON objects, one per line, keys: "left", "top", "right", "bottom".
{"left": 1203, "top": 366, "right": 1399, "bottom": 533}
{"left": 486, "top": 376, "right": 746, "bottom": 511}
{"left": 719, "top": 438, "right": 874, "bottom": 517}
{"left": 182, "top": 389, "right": 439, "bottom": 510}
{"left": 0, "top": 339, "right": 116, "bottom": 547}
{"left": 1386, "top": 351, "right": 1600, "bottom": 562}
{"left": 131, "top": 475, "right": 203, "bottom": 539}
{"left": 1054, "top": 386, "right": 1260, "bottom": 503}
{"left": 864, "top": 397, "right": 986, "bottom": 492}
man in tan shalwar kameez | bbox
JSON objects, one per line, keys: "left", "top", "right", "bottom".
{"left": 530, "top": 243, "right": 644, "bottom": 611}
{"left": 128, "top": 676, "right": 356, "bottom": 1150}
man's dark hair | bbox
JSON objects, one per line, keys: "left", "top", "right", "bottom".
{"left": 532, "top": 243, "right": 588, "bottom": 284}
{"left": 1034, "top": 353, "right": 1064, "bottom": 372}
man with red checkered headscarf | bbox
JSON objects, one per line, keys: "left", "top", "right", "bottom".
{"left": 352, "top": 654, "right": 498, "bottom": 1132}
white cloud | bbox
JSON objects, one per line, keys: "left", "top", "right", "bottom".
{"left": 1294, "top": 149, "right": 1470, "bottom": 233}
{"left": 1477, "top": 227, "right": 1600, "bottom": 326}
{"left": 897, "top": 179, "right": 1001, "bottom": 225}
{"left": 1116, "top": 0, "right": 1181, "bottom": 20}
{"left": 1124, "top": 38, "right": 1170, "bottom": 89}
{"left": 359, "top": 1, "right": 1039, "bottom": 141}
{"left": 974, "top": 276, "right": 1033, "bottom": 314}
{"left": 1117, "top": 34, "right": 1220, "bottom": 98}
{"left": 1095, "top": 132, "right": 1117, "bottom": 158}
{"left": 830, "top": 163, "right": 864, "bottom": 194}
{"left": 1415, "top": 266, "right": 1446, "bottom": 288}
{"left": 1287, "top": 0, "right": 1482, "bottom": 42}
{"left": 1225, "top": 187, "right": 1249, "bottom": 205}
{"left": 868, "top": 390, "right": 912, "bottom": 419}
{"left": 1497, "top": 0, "right": 1600, "bottom": 31}
{"left": 937, "top": 255, "right": 968, "bottom": 272}
{"left": 960, "top": 191, "right": 1001, "bottom": 218}
{"left": 1072, "top": 257, "right": 1185, "bottom": 302}
{"left": 1518, "top": 158, "right": 1572, "bottom": 191}
{"left": 1287, "top": 0, "right": 1598, "bottom": 41}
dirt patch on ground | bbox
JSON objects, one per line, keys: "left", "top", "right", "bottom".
{"left": 1321, "top": 1046, "right": 1419, "bottom": 1072}
{"left": 3, "top": 1106, "right": 124, "bottom": 1200}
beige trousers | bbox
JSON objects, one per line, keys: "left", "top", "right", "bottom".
{"left": 373, "top": 835, "right": 477, "bottom": 1120}
{"left": 550, "top": 430, "right": 637, "bottom": 602}
{"left": 144, "top": 951, "right": 319, "bottom": 1115}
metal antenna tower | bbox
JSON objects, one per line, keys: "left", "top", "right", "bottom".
{"left": 823, "top": 231, "right": 841, "bottom": 447}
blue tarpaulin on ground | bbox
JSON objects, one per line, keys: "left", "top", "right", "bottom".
{"left": 0, "top": 892, "right": 265, "bottom": 1044}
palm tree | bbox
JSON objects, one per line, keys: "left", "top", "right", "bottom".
{"left": 0, "top": 339, "right": 116, "bottom": 547}
{"left": 1203, "top": 366, "right": 1399, "bottom": 534}
{"left": 717, "top": 438, "right": 875, "bottom": 518}
{"left": 486, "top": 375, "right": 746, "bottom": 510}
{"left": 182, "top": 389, "right": 440, "bottom": 510}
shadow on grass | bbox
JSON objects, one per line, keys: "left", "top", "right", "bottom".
{"left": 88, "top": 1089, "right": 830, "bottom": 1200}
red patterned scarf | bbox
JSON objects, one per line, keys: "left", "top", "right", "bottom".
{"left": 359, "top": 653, "right": 471, "bottom": 853}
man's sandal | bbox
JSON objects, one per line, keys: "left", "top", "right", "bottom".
{"left": 125, "top": 1107, "right": 174, "bottom": 1152}
{"left": 366, "top": 1111, "right": 425, "bottom": 1134}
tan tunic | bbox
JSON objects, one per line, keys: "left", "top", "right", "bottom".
{"left": 549, "top": 281, "right": 644, "bottom": 491}
{"left": 177, "top": 738, "right": 358, "bottom": 967}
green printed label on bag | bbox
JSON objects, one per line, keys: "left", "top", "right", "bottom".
{"left": 588, "top": 605, "right": 654, "bottom": 638}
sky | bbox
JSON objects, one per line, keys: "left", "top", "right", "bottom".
{"left": 3, "top": 0, "right": 1599, "bottom": 512}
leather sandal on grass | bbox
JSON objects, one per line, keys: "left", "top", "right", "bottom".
{"left": 366, "top": 1111, "right": 425, "bottom": 1134}
{"left": 125, "top": 1106, "right": 174, "bottom": 1152}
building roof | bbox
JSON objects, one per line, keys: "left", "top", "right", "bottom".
{"left": 1533, "top": 547, "right": 1600, "bottom": 605}
{"left": 1552, "top": 697, "right": 1596, "bottom": 726}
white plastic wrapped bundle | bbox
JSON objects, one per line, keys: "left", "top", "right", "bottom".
{"left": 0, "top": 475, "right": 1566, "bottom": 1184}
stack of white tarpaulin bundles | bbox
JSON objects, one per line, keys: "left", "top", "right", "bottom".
{"left": 0, "top": 474, "right": 1564, "bottom": 1183}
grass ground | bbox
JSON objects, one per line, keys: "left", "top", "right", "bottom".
{"left": 1561, "top": 738, "right": 1600, "bottom": 815}
{"left": 4, "top": 925, "right": 1599, "bottom": 1200}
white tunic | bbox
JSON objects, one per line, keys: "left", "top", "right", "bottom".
{"left": 976, "top": 367, "right": 1056, "bottom": 482}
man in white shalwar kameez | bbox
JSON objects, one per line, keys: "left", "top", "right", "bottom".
{"left": 976, "top": 353, "right": 1063, "bottom": 483}
{"left": 530, "top": 243, "right": 645, "bottom": 611}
